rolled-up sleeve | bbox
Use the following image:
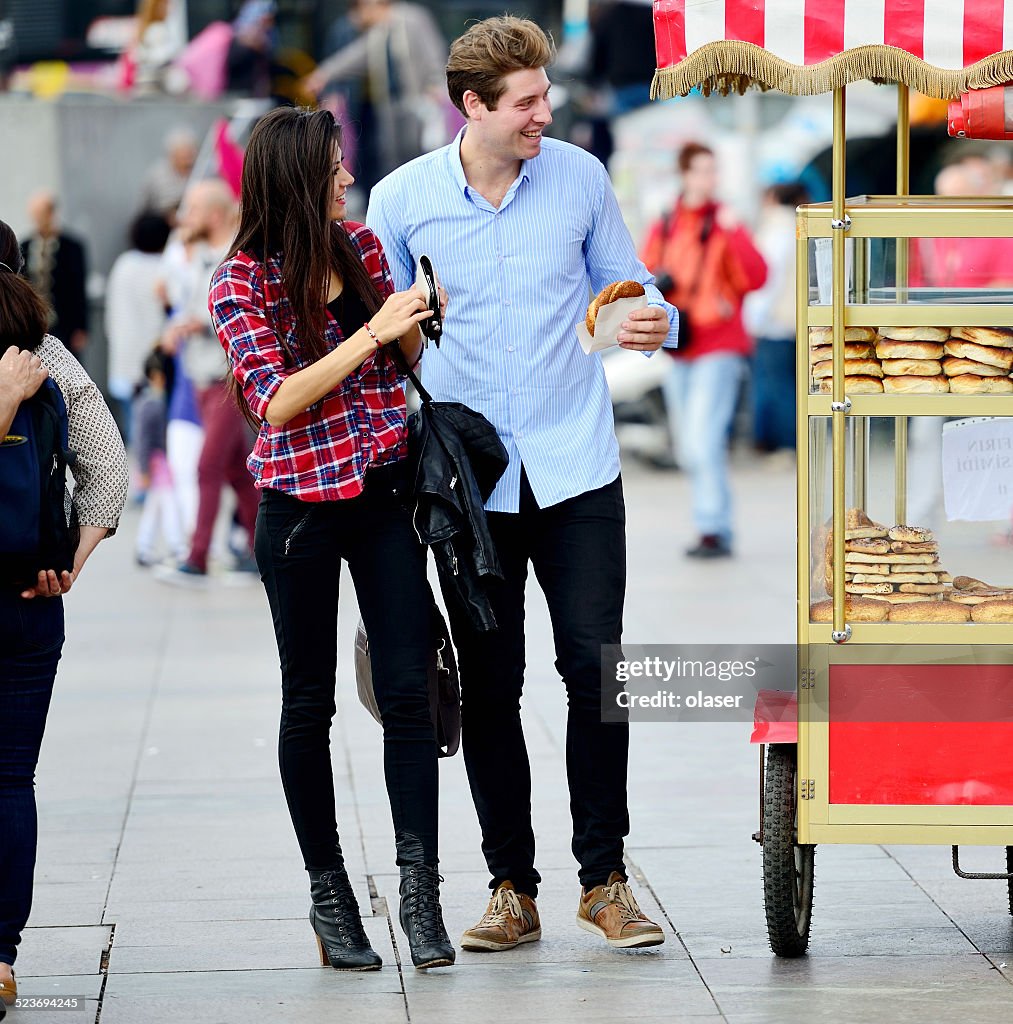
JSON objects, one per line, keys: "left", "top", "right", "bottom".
{"left": 210, "top": 259, "right": 292, "bottom": 423}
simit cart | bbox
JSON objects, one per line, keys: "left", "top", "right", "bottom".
{"left": 652, "top": 0, "right": 1013, "bottom": 956}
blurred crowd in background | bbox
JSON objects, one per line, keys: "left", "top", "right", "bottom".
{"left": 2, "top": 0, "right": 1011, "bottom": 569}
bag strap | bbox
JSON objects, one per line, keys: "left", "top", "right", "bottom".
{"left": 678, "top": 207, "right": 716, "bottom": 305}
{"left": 390, "top": 344, "right": 433, "bottom": 405}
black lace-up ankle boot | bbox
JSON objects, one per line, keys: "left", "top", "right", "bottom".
{"left": 396, "top": 833, "right": 455, "bottom": 969}
{"left": 308, "top": 868, "right": 383, "bottom": 971}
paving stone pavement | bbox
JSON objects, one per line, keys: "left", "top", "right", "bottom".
{"left": 12, "top": 453, "right": 1013, "bottom": 1023}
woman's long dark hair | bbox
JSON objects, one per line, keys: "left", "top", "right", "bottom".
{"left": 0, "top": 220, "right": 49, "bottom": 352}
{"left": 229, "top": 106, "right": 384, "bottom": 425}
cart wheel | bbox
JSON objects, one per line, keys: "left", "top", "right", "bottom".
{"left": 763, "top": 743, "right": 816, "bottom": 957}
{"left": 1006, "top": 848, "right": 1013, "bottom": 916}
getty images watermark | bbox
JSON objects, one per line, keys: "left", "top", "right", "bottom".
{"left": 600, "top": 644, "right": 798, "bottom": 723}
{"left": 601, "top": 644, "right": 1013, "bottom": 724}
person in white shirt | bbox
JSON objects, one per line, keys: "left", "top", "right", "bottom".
{"left": 104, "top": 212, "right": 171, "bottom": 439}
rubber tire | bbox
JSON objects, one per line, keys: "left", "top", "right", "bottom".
{"left": 1006, "top": 847, "right": 1013, "bottom": 916}
{"left": 762, "top": 744, "right": 816, "bottom": 957}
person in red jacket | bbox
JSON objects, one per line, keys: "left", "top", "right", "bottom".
{"left": 641, "top": 142, "right": 767, "bottom": 558}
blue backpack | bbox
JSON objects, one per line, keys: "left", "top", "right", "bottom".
{"left": 0, "top": 378, "right": 79, "bottom": 588}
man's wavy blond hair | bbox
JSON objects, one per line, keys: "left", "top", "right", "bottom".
{"left": 446, "top": 17, "right": 556, "bottom": 117}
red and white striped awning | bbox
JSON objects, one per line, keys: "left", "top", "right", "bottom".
{"left": 653, "top": 0, "right": 1013, "bottom": 98}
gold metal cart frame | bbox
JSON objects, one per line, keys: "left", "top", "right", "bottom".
{"left": 797, "top": 86, "right": 1013, "bottom": 849}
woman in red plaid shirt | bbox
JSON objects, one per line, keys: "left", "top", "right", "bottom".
{"left": 209, "top": 107, "right": 454, "bottom": 972}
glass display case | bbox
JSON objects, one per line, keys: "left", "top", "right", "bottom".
{"left": 797, "top": 196, "right": 1013, "bottom": 645}
{"left": 796, "top": 195, "right": 1013, "bottom": 846}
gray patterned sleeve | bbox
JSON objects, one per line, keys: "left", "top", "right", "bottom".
{"left": 38, "top": 336, "right": 129, "bottom": 535}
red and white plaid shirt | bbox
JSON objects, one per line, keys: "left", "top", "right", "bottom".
{"left": 209, "top": 222, "right": 408, "bottom": 502}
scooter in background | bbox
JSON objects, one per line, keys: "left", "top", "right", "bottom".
{"left": 601, "top": 346, "right": 678, "bottom": 469}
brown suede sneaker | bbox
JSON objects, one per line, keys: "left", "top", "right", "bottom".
{"left": 460, "top": 881, "right": 541, "bottom": 951}
{"left": 0, "top": 965, "right": 16, "bottom": 1006}
{"left": 576, "top": 872, "right": 665, "bottom": 948}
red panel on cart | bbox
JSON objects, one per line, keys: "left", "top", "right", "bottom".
{"left": 828, "top": 664, "right": 1013, "bottom": 805}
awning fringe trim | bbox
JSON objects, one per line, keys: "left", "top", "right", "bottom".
{"left": 651, "top": 42, "right": 1013, "bottom": 99}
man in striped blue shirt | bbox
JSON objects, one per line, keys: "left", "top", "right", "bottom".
{"left": 368, "top": 16, "right": 677, "bottom": 953}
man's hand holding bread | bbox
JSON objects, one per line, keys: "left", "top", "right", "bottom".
{"left": 585, "top": 280, "right": 669, "bottom": 352}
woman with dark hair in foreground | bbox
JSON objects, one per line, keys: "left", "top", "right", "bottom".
{"left": 209, "top": 106, "right": 454, "bottom": 971}
{"left": 0, "top": 219, "right": 128, "bottom": 1014}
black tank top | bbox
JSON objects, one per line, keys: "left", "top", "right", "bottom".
{"left": 327, "top": 287, "right": 371, "bottom": 341}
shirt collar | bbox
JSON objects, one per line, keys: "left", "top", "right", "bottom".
{"left": 449, "top": 126, "right": 534, "bottom": 201}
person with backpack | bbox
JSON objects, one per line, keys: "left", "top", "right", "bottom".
{"left": 0, "top": 220, "right": 128, "bottom": 1009}
{"left": 640, "top": 141, "right": 767, "bottom": 559}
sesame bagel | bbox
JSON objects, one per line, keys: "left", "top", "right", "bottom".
{"left": 585, "top": 281, "right": 646, "bottom": 336}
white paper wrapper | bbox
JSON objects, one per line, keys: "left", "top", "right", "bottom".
{"left": 575, "top": 295, "right": 649, "bottom": 354}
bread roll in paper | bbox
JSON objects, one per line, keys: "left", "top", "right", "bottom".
{"left": 585, "top": 281, "right": 645, "bottom": 336}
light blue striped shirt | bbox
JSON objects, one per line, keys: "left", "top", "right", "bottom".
{"left": 367, "top": 129, "right": 679, "bottom": 512}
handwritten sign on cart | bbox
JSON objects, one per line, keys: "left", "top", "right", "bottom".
{"left": 942, "top": 417, "right": 1013, "bottom": 522}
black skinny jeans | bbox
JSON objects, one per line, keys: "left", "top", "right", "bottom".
{"left": 255, "top": 462, "right": 439, "bottom": 870}
{"left": 444, "top": 470, "right": 630, "bottom": 897}
{"left": 0, "top": 591, "right": 64, "bottom": 966}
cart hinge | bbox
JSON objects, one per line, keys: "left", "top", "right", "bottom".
{"left": 799, "top": 668, "right": 816, "bottom": 690}
{"left": 799, "top": 778, "right": 815, "bottom": 800}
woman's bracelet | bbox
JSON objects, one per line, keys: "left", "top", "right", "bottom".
{"left": 363, "top": 321, "right": 382, "bottom": 348}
